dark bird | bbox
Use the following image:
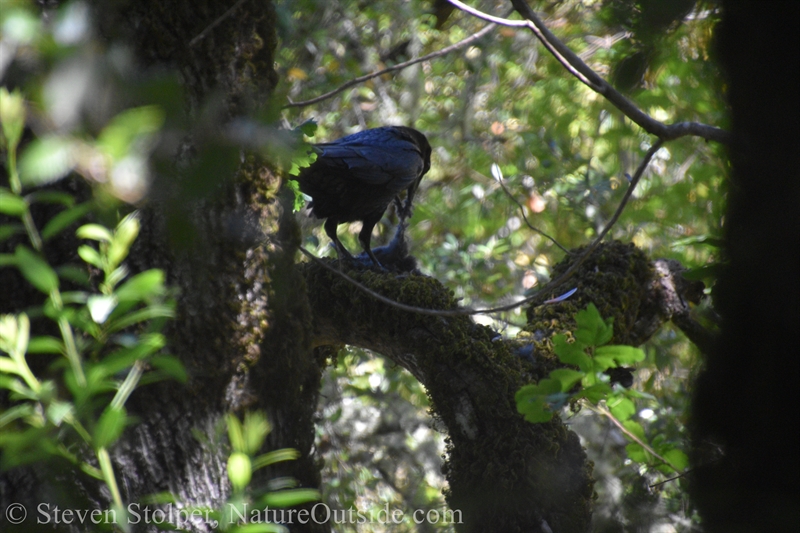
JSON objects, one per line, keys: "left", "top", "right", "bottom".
{"left": 295, "top": 126, "right": 431, "bottom": 268}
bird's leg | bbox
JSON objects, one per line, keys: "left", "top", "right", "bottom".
{"left": 393, "top": 195, "right": 405, "bottom": 218}
{"left": 324, "top": 218, "right": 353, "bottom": 268}
{"left": 358, "top": 220, "right": 385, "bottom": 270}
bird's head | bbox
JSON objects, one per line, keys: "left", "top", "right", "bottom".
{"left": 392, "top": 126, "right": 432, "bottom": 176}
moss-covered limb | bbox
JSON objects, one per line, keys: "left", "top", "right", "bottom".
{"left": 525, "top": 241, "right": 706, "bottom": 348}
{"left": 300, "top": 241, "right": 706, "bottom": 532}
{"left": 301, "top": 261, "right": 594, "bottom": 533}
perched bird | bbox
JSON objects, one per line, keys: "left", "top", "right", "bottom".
{"left": 295, "top": 126, "right": 431, "bottom": 268}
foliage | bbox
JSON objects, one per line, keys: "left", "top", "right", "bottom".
{"left": 1, "top": 87, "right": 180, "bottom": 515}
{"left": 516, "top": 304, "right": 687, "bottom": 475}
{"left": 316, "top": 348, "right": 453, "bottom": 532}
{"left": 192, "top": 411, "right": 320, "bottom": 533}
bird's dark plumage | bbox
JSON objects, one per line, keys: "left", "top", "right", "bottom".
{"left": 295, "top": 126, "right": 431, "bottom": 268}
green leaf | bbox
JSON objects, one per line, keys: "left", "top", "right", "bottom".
{"left": 0, "top": 190, "right": 28, "bottom": 216}
{"left": 14, "top": 245, "right": 59, "bottom": 293}
{"left": 148, "top": 355, "right": 187, "bottom": 383}
{"left": 242, "top": 411, "right": 271, "bottom": 456}
{"left": 56, "top": 265, "right": 91, "bottom": 286}
{"left": 105, "top": 304, "right": 175, "bottom": 333}
{"left": 46, "top": 400, "right": 74, "bottom": 426}
{"left": 595, "top": 345, "right": 646, "bottom": 366}
{"left": 105, "top": 266, "right": 129, "bottom": 291}
{"left": 260, "top": 488, "right": 320, "bottom": 508}
{"left": 77, "top": 244, "right": 103, "bottom": 268}
{"left": 575, "top": 303, "right": 614, "bottom": 346}
{"left": 227, "top": 414, "right": 245, "bottom": 452}
{"left": 0, "top": 88, "right": 26, "bottom": 149}
{"left": 553, "top": 334, "right": 591, "bottom": 371}
{"left": 41, "top": 202, "right": 93, "bottom": 241}
{"left": 625, "top": 442, "right": 650, "bottom": 463}
{"left": 91, "top": 335, "right": 165, "bottom": 378}
{"left": 297, "top": 119, "right": 318, "bottom": 137}
{"left": 76, "top": 223, "right": 113, "bottom": 242}
{"left": 18, "top": 135, "right": 77, "bottom": 187}
{"left": 115, "top": 269, "right": 165, "bottom": 302}
{"left": 0, "top": 223, "right": 25, "bottom": 242}
{"left": 576, "top": 382, "right": 612, "bottom": 403}
{"left": 227, "top": 451, "right": 252, "bottom": 491}
{"left": 0, "top": 357, "right": 19, "bottom": 374}
{"left": 26, "top": 336, "right": 64, "bottom": 354}
{"left": 108, "top": 213, "right": 139, "bottom": 268}
{"left": 662, "top": 448, "right": 688, "bottom": 471}
{"left": 97, "top": 106, "right": 164, "bottom": 161}
{"left": 284, "top": 179, "right": 307, "bottom": 212}
{"left": 515, "top": 380, "right": 561, "bottom": 423}
{"left": 549, "top": 368, "right": 585, "bottom": 392}
{"left": 93, "top": 405, "right": 127, "bottom": 448}
{"left": 25, "top": 191, "right": 76, "bottom": 206}
{"left": 623, "top": 419, "right": 646, "bottom": 440}
{"left": 0, "top": 403, "right": 35, "bottom": 428}
{"left": 608, "top": 396, "right": 636, "bottom": 421}
{"left": 252, "top": 448, "right": 300, "bottom": 470}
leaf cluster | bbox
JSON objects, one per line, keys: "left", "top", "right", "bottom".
{"left": 515, "top": 304, "right": 686, "bottom": 475}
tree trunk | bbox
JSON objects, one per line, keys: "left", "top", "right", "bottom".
{"left": 690, "top": 3, "right": 800, "bottom": 532}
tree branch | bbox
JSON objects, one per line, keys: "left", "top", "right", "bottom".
{"left": 447, "top": 0, "right": 730, "bottom": 144}
{"left": 284, "top": 19, "right": 499, "bottom": 109}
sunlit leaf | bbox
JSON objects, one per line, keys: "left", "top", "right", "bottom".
{"left": 0, "top": 191, "right": 29, "bottom": 219}
{"left": 18, "top": 136, "right": 77, "bottom": 187}
{"left": 227, "top": 451, "right": 252, "bottom": 491}
{"left": 76, "top": 223, "right": 113, "bottom": 242}
{"left": 115, "top": 269, "right": 165, "bottom": 302}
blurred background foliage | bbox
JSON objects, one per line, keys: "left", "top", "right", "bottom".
{"left": 2, "top": 0, "right": 727, "bottom": 530}
{"left": 276, "top": 0, "right": 725, "bottom": 531}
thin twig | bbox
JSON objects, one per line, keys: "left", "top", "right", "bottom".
{"left": 649, "top": 471, "right": 689, "bottom": 488}
{"left": 495, "top": 176, "right": 572, "bottom": 254}
{"left": 591, "top": 403, "right": 682, "bottom": 473}
{"left": 284, "top": 18, "right": 499, "bottom": 109}
{"left": 448, "top": 0, "right": 730, "bottom": 144}
{"left": 477, "top": 139, "right": 664, "bottom": 313}
{"left": 189, "top": 0, "right": 251, "bottom": 47}
{"left": 299, "top": 245, "right": 468, "bottom": 316}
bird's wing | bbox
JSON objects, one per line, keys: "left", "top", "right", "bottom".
{"left": 315, "top": 136, "right": 424, "bottom": 190}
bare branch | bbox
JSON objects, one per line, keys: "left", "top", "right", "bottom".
{"left": 448, "top": 0, "right": 730, "bottom": 144}
{"left": 591, "top": 404, "right": 682, "bottom": 473}
{"left": 495, "top": 175, "right": 573, "bottom": 255}
{"left": 284, "top": 20, "right": 499, "bottom": 109}
{"left": 480, "top": 139, "right": 665, "bottom": 313}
